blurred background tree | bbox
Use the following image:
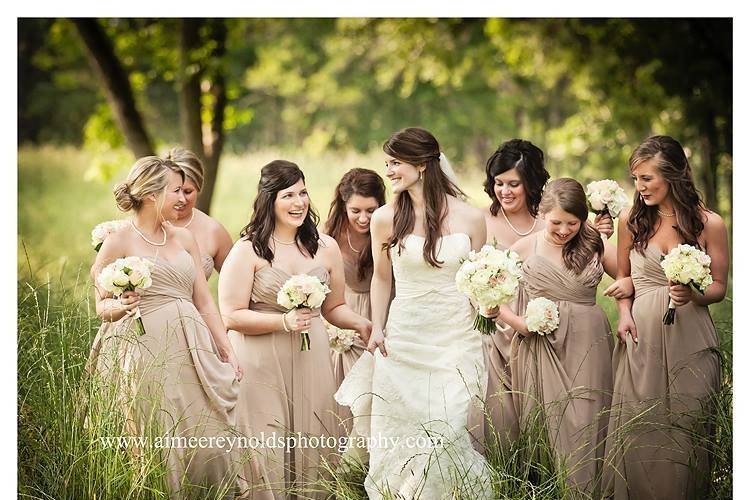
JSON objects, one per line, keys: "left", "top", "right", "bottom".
{"left": 18, "top": 18, "right": 732, "bottom": 219}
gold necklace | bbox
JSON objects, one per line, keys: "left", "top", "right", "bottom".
{"left": 500, "top": 206, "right": 536, "bottom": 236}
{"left": 272, "top": 234, "right": 296, "bottom": 245}
{"left": 657, "top": 208, "right": 676, "bottom": 217}
{"left": 131, "top": 220, "right": 167, "bottom": 246}
{"left": 346, "top": 228, "right": 362, "bottom": 253}
{"left": 542, "top": 232, "right": 565, "bottom": 248}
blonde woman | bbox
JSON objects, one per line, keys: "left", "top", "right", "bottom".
{"left": 165, "top": 147, "right": 233, "bottom": 279}
{"left": 89, "top": 156, "right": 244, "bottom": 498}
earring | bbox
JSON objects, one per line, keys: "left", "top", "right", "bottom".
{"left": 419, "top": 170, "right": 424, "bottom": 181}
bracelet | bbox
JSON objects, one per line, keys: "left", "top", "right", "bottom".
{"left": 281, "top": 312, "right": 291, "bottom": 333}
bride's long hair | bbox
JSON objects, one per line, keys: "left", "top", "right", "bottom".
{"left": 383, "top": 127, "right": 465, "bottom": 268}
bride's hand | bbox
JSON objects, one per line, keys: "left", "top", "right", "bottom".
{"left": 367, "top": 328, "right": 387, "bottom": 357}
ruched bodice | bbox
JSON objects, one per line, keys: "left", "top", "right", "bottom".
{"left": 249, "top": 265, "right": 329, "bottom": 317}
{"left": 631, "top": 245, "right": 669, "bottom": 298}
{"left": 521, "top": 254, "right": 602, "bottom": 305}
{"left": 138, "top": 251, "right": 194, "bottom": 314}
{"left": 201, "top": 254, "right": 215, "bottom": 280}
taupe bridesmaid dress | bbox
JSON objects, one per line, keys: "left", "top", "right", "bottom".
{"left": 470, "top": 241, "right": 521, "bottom": 454}
{"left": 331, "top": 258, "right": 369, "bottom": 393}
{"left": 511, "top": 243, "right": 614, "bottom": 496}
{"left": 602, "top": 245, "right": 720, "bottom": 500}
{"left": 201, "top": 254, "right": 215, "bottom": 280}
{"left": 229, "top": 265, "right": 342, "bottom": 499}
{"left": 90, "top": 249, "right": 243, "bottom": 499}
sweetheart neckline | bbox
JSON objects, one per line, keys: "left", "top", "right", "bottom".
{"left": 404, "top": 232, "right": 470, "bottom": 242}
{"left": 255, "top": 264, "right": 329, "bottom": 278}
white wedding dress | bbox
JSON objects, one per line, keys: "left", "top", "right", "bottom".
{"left": 336, "top": 232, "right": 492, "bottom": 499}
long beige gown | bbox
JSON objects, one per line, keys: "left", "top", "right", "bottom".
{"left": 229, "top": 265, "right": 342, "bottom": 499}
{"left": 470, "top": 241, "right": 521, "bottom": 454}
{"left": 90, "top": 250, "right": 243, "bottom": 498}
{"left": 602, "top": 245, "right": 720, "bottom": 499}
{"left": 511, "top": 250, "right": 614, "bottom": 496}
{"left": 330, "top": 257, "right": 370, "bottom": 421}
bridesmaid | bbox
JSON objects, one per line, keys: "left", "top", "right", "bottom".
{"left": 474, "top": 138, "right": 549, "bottom": 452}
{"left": 322, "top": 168, "right": 386, "bottom": 386}
{"left": 495, "top": 178, "right": 619, "bottom": 496}
{"left": 218, "top": 160, "right": 371, "bottom": 499}
{"left": 602, "top": 136, "right": 728, "bottom": 499}
{"left": 90, "top": 156, "right": 244, "bottom": 498}
{"left": 164, "top": 147, "right": 233, "bottom": 278}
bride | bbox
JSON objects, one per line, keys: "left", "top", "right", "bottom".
{"left": 336, "top": 127, "right": 492, "bottom": 499}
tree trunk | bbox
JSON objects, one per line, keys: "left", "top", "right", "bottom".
{"left": 700, "top": 111, "right": 719, "bottom": 211}
{"left": 179, "top": 19, "right": 205, "bottom": 164}
{"left": 71, "top": 18, "right": 154, "bottom": 158}
{"left": 196, "top": 20, "right": 228, "bottom": 215}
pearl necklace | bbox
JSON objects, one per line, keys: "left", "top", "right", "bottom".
{"left": 346, "top": 228, "right": 363, "bottom": 253}
{"left": 173, "top": 208, "right": 195, "bottom": 228}
{"left": 500, "top": 206, "right": 537, "bottom": 236}
{"left": 272, "top": 234, "right": 296, "bottom": 245}
{"left": 130, "top": 220, "right": 167, "bottom": 246}
{"left": 657, "top": 208, "right": 676, "bottom": 217}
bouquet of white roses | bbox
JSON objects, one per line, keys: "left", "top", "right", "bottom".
{"left": 525, "top": 297, "right": 560, "bottom": 336}
{"left": 456, "top": 244, "right": 523, "bottom": 335}
{"left": 91, "top": 219, "right": 129, "bottom": 252}
{"left": 585, "top": 179, "right": 629, "bottom": 218}
{"left": 277, "top": 274, "right": 331, "bottom": 351}
{"left": 660, "top": 244, "right": 713, "bottom": 325}
{"left": 323, "top": 318, "right": 359, "bottom": 354}
{"left": 97, "top": 256, "right": 154, "bottom": 335}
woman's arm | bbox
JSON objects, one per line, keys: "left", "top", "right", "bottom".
{"left": 601, "top": 240, "right": 619, "bottom": 279}
{"left": 319, "top": 236, "right": 372, "bottom": 343}
{"left": 367, "top": 206, "right": 394, "bottom": 356}
{"left": 466, "top": 206, "right": 487, "bottom": 252}
{"left": 496, "top": 303, "right": 530, "bottom": 336}
{"left": 609, "top": 208, "right": 638, "bottom": 343}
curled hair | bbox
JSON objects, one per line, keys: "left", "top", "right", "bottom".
{"left": 538, "top": 178, "right": 604, "bottom": 275}
{"left": 239, "top": 160, "right": 320, "bottom": 263}
{"left": 113, "top": 156, "right": 182, "bottom": 213}
{"left": 627, "top": 135, "right": 706, "bottom": 254}
{"left": 165, "top": 147, "right": 204, "bottom": 191}
{"left": 383, "top": 127, "right": 465, "bottom": 268}
{"left": 324, "top": 168, "right": 386, "bottom": 281}
{"left": 484, "top": 139, "right": 549, "bottom": 217}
